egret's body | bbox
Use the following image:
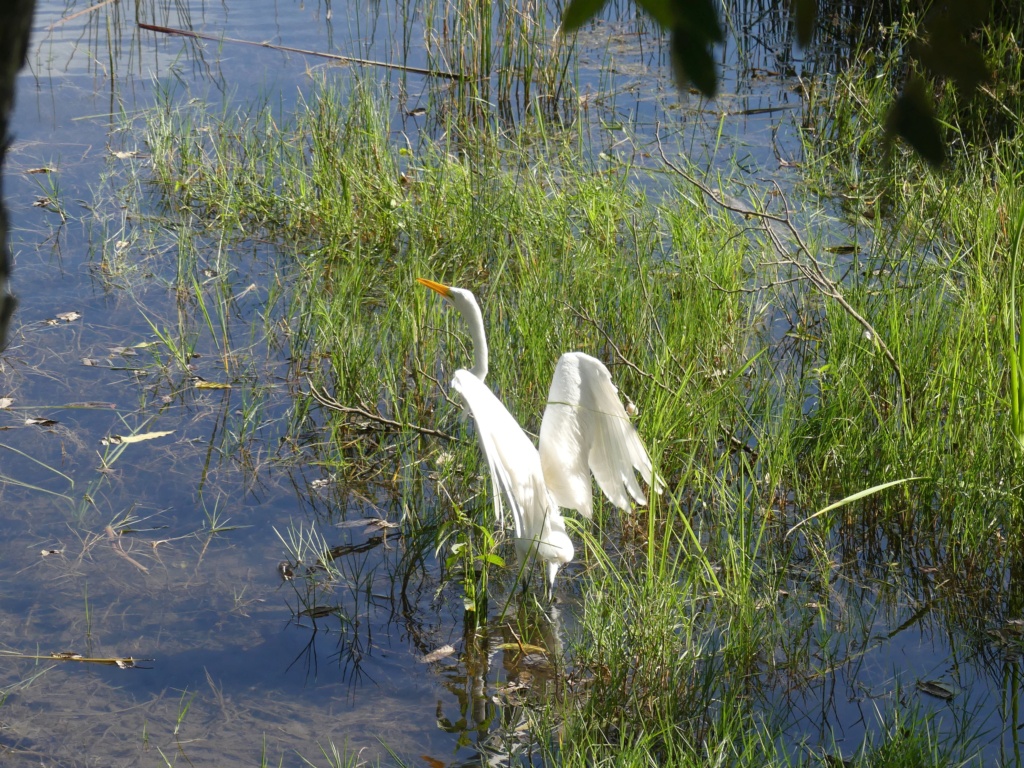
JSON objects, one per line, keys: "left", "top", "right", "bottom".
{"left": 451, "top": 369, "right": 574, "bottom": 588}
{"left": 418, "top": 278, "right": 661, "bottom": 593}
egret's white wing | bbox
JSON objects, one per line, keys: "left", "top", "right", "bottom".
{"left": 452, "top": 370, "right": 573, "bottom": 582}
{"left": 452, "top": 370, "right": 529, "bottom": 536}
{"left": 539, "top": 352, "right": 662, "bottom": 519}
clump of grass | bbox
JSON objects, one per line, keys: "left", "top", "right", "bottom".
{"left": 420, "top": 0, "right": 575, "bottom": 119}
{"left": 1001, "top": 174, "right": 1024, "bottom": 452}
{"left": 792, "top": 8, "right": 1024, "bottom": 558}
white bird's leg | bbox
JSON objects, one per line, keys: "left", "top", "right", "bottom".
{"left": 544, "top": 562, "right": 559, "bottom": 602}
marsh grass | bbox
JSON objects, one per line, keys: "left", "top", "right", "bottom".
{"left": 115, "top": 25, "right": 1024, "bottom": 756}
{"left": 796, "top": 19, "right": 1024, "bottom": 554}
{"left": 418, "top": 0, "right": 575, "bottom": 121}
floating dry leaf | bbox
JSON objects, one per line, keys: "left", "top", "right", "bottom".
{"left": 496, "top": 642, "right": 548, "bottom": 655}
{"left": 101, "top": 429, "right": 173, "bottom": 446}
{"left": 48, "top": 652, "right": 149, "bottom": 668}
{"left": 56, "top": 311, "right": 81, "bottom": 322}
{"left": 234, "top": 283, "right": 257, "bottom": 300}
{"left": 81, "top": 358, "right": 101, "bottom": 366}
{"left": 0, "top": 649, "right": 149, "bottom": 669}
{"left": 0, "top": 397, "right": 12, "bottom": 409}
{"left": 419, "top": 645, "right": 456, "bottom": 663}
{"left": 916, "top": 679, "right": 956, "bottom": 701}
{"left": 299, "top": 605, "right": 336, "bottom": 619}
{"left": 109, "top": 346, "right": 138, "bottom": 356}
{"left": 825, "top": 244, "right": 858, "bottom": 255}
{"left": 335, "top": 519, "right": 376, "bottom": 529}
{"left": 110, "top": 149, "right": 144, "bottom": 159}
{"left": 25, "top": 417, "right": 58, "bottom": 427}
{"left": 194, "top": 380, "right": 232, "bottom": 390}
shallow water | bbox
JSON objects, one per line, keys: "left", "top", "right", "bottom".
{"left": 1, "top": 1, "right": 1021, "bottom": 766}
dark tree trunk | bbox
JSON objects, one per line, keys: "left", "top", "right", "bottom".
{"left": 0, "top": 0, "right": 35, "bottom": 350}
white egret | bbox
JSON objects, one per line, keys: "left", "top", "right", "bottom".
{"left": 417, "top": 278, "right": 662, "bottom": 593}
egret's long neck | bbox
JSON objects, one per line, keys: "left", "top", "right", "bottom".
{"left": 462, "top": 301, "right": 489, "bottom": 382}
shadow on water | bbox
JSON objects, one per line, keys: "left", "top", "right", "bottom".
{"left": 0, "top": 0, "right": 1021, "bottom": 765}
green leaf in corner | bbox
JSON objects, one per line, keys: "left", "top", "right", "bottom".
{"left": 674, "top": 0, "right": 723, "bottom": 43}
{"left": 885, "top": 76, "right": 945, "bottom": 168}
{"left": 671, "top": 25, "right": 718, "bottom": 97}
{"left": 561, "top": 0, "right": 609, "bottom": 32}
{"left": 635, "top": 0, "right": 674, "bottom": 29}
{"left": 790, "top": 0, "right": 817, "bottom": 48}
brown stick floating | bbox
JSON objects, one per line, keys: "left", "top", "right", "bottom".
{"left": 138, "top": 22, "right": 468, "bottom": 81}
{"left": 48, "top": 0, "right": 118, "bottom": 31}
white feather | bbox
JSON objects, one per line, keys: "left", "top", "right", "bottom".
{"left": 540, "top": 352, "right": 663, "bottom": 520}
{"left": 452, "top": 370, "right": 574, "bottom": 587}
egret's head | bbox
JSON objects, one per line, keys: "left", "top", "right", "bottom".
{"left": 416, "top": 277, "right": 488, "bottom": 380}
{"left": 416, "top": 277, "right": 480, "bottom": 319}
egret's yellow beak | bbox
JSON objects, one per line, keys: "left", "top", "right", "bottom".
{"left": 416, "top": 277, "right": 451, "bottom": 298}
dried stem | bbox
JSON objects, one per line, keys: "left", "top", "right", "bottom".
{"left": 655, "top": 125, "right": 905, "bottom": 398}
{"left": 308, "top": 381, "right": 456, "bottom": 441}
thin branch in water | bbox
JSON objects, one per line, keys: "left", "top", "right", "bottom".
{"left": 47, "top": 0, "right": 118, "bottom": 30}
{"left": 138, "top": 23, "right": 469, "bottom": 81}
{"left": 307, "top": 381, "right": 456, "bottom": 441}
{"left": 105, "top": 526, "right": 150, "bottom": 573}
{"left": 415, "top": 367, "right": 464, "bottom": 410}
{"left": 698, "top": 268, "right": 807, "bottom": 295}
{"left": 561, "top": 301, "right": 661, "bottom": 386}
{"left": 655, "top": 123, "right": 905, "bottom": 397}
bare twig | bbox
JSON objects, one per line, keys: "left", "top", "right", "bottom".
{"left": 655, "top": 124, "right": 905, "bottom": 396}
{"left": 307, "top": 381, "right": 456, "bottom": 441}
{"left": 104, "top": 526, "right": 150, "bottom": 573}
{"left": 416, "top": 367, "right": 463, "bottom": 410}
{"left": 47, "top": 0, "right": 117, "bottom": 30}
{"left": 698, "top": 269, "right": 807, "bottom": 294}
{"left": 562, "top": 301, "right": 662, "bottom": 386}
{"left": 138, "top": 23, "right": 469, "bottom": 81}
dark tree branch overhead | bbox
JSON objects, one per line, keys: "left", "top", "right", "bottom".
{"left": 0, "top": 0, "right": 35, "bottom": 351}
